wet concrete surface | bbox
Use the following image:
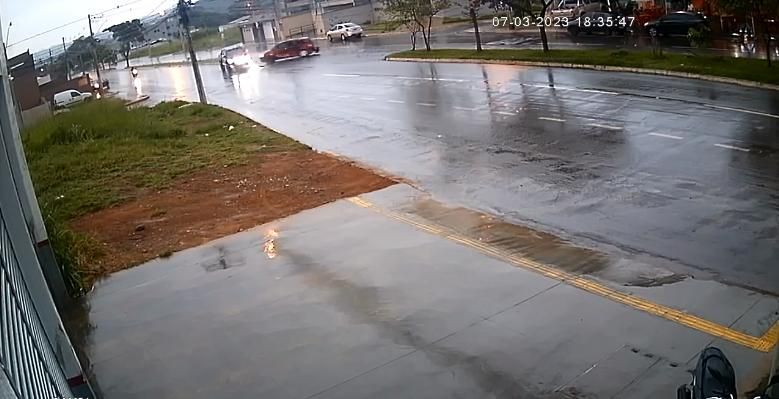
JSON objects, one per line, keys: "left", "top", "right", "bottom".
{"left": 77, "top": 185, "right": 777, "bottom": 398}
{"left": 105, "top": 39, "right": 779, "bottom": 296}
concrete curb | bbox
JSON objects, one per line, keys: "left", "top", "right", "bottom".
{"left": 132, "top": 59, "right": 220, "bottom": 68}
{"left": 124, "top": 95, "right": 150, "bottom": 107}
{"left": 386, "top": 56, "right": 779, "bottom": 91}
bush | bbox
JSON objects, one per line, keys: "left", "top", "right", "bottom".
{"left": 153, "top": 100, "right": 189, "bottom": 115}
{"left": 688, "top": 25, "right": 711, "bottom": 49}
{"left": 24, "top": 100, "right": 180, "bottom": 153}
{"left": 40, "top": 203, "right": 102, "bottom": 295}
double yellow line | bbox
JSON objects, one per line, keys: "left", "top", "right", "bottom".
{"left": 347, "top": 196, "right": 779, "bottom": 352}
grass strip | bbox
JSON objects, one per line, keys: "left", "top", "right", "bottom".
{"left": 389, "top": 49, "right": 779, "bottom": 85}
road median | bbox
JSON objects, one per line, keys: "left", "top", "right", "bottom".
{"left": 387, "top": 49, "right": 779, "bottom": 90}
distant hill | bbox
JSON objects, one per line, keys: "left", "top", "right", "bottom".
{"left": 191, "top": 0, "right": 244, "bottom": 27}
{"left": 192, "top": 0, "right": 237, "bottom": 13}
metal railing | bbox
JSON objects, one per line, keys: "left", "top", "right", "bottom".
{"left": 0, "top": 209, "right": 72, "bottom": 399}
{"left": 289, "top": 24, "right": 317, "bottom": 37}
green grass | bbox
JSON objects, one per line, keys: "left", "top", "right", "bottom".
{"left": 389, "top": 49, "right": 779, "bottom": 85}
{"left": 131, "top": 27, "right": 241, "bottom": 59}
{"left": 363, "top": 20, "right": 404, "bottom": 33}
{"left": 24, "top": 99, "right": 307, "bottom": 293}
{"left": 442, "top": 14, "right": 501, "bottom": 24}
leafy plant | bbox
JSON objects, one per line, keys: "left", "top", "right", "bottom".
{"left": 383, "top": 0, "right": 452, "bottom": 51}
{"left": 687, "top": 25, "right": 712, "bottom": 49}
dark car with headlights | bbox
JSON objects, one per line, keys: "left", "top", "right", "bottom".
{"left": 567, "top": 12, "right": 631, "bottom": 36}
{"left": 644, "top": 11, "right": 707, "bottom": 37}
{"left": 219, "top": 44, "right": 251, "bottom": 71}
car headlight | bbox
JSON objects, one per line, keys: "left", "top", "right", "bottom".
{"left": 233, "top": 55, "right": 250, "bottom": 64}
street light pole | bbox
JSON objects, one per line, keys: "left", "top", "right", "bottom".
{"left": 62, "top": 37, "right": 70, "bottom": 80}
{"left": 177, "top": 0, "right": 207, "bottom": 104}
{"left": 87, "top": 14, "right": 102, "bottom": 83}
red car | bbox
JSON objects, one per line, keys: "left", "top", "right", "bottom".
{"left": 261, "top": 38, "right": 319, "bottom": 63}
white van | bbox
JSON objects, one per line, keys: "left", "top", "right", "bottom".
{"left": 53, "top": 90, "right": 93, "bottom": 108}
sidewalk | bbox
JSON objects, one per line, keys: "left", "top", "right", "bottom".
{"left": 77, "top": 184, "right": 778, "bottom": 398}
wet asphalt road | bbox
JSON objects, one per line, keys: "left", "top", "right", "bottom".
{"left": 108, "top": 40, "right": 779, "bottom": 295}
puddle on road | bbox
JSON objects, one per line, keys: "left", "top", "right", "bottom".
{"left": 403, "top": 198, "right": 685, "bottom": 287}
{"left": 202, "top": 246, "right": 246, "bottom": 272}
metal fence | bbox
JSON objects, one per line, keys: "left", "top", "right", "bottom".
{"left": 0, "top": 208, "right": 72, "bottom": 399}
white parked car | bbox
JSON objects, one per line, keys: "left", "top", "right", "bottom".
{"left": 53, "top": 90, "right": 93, "bottom": 108}
{"left": 326, "top": 23, "right": 363, "bottom": 41}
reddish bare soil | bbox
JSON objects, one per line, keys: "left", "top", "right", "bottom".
{"left": 70, "top": 151, "right": 393, "bottom": 276}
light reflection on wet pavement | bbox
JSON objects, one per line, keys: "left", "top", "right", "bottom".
{"left": 73, "top": 185, "right": 779, "bottom": 399}
{"left": 105, "top": 43, "right": 779, "bottom": 294}
{"left": 70, "top": 28, "right": 779, "bottom": 399}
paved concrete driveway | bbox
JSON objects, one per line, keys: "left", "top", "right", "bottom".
{"left": 77, "top": 185, "right": 778, "bottom": 399}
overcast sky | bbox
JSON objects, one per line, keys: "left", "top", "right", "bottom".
{"left": 1, "top": 0, "right": 178, "bottom": 57}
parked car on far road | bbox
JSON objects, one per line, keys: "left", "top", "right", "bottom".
{"left": 548, "top": 0, "right": 600, "bottom": 18}
{"left": 53, "top": 90, "right": 93, "bottom": 108}
{"left": 326, "top": 23, "right": 363, "bottom": 41}
{"left": 644, "top": 12, "right": 707, "bottom": 37}
{"left": 260, "top": 37, "right": 319, "bottom": 64}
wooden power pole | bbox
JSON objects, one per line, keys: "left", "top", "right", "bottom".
{"left": 177, "top": 0, "right": 207, "bottom": 104}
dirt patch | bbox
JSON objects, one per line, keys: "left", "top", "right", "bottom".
{"left": 70, "top": 150, "right": 393, "bottom": 276}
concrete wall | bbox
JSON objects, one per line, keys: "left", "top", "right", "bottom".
{"left": 20, "top": 101, "right": 52, "bottom": 129}
{"left": 315, "top": 4, "right": 375, "bottom": 35}
{"left": 281, "top": 12, "right": 315, "bottom": 37}
{"left": 241, "top": 25, "right": 256, "bottom": 42}
{"left": 12, "top": 71, "right": 41, "bottom": 111}
{"left": 9, "top": 52, "right": 42, "bottom": 111}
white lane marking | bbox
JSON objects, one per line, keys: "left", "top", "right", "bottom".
{"left": 714, "top": 143, "right": 750, "bottom": 152}
{"left": 396, "top": 76, "right": 467, "bottom": 83}
{"left": 539, "top": 116, "right": 566, "bottom": 122}
{"left": 387, "top": 100, "right": 405, "bottom": 104}
{"left": 336, "top": 95, "right": 351, "bottom": 99}
{"left": 494, "top": 111, "right": 516, "bottom": 116}
{"left": 707, "top": 104, "right": 779, "bottom": 119}
{"left": 360, "top": 97, "right": 376, "bottom": 101}
{"left": 416, "top": 102, "right": 436, "bottom": 107}
{"left": 453, "top": 106, "right": 478, "bottom": 111}
{"left": 518, "top": 83, "right": 619, "bottom": 95}
{"left": 587, "top": 123, "right": 622, "bottom": 131}
{"left": 648, "top": 132, "right": 683, "bottom": 140}
{"left": 323, "top": 73, "right": 361, "bottom": 77}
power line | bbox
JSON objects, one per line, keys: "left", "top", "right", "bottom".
{"left": 8, "top": 0, "right": 151, "bottom": 47}
{"left": 96, "top": 0, "right": 170, "bottom": 32}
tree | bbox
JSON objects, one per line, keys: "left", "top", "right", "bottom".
{"left": 508, "top": 0, "right": 556, "bottom": 51}
{"left": 384, "top": 0, "right": 452, "bottom": 51}
{"left": 406, "top": 19, "right": 423, "bottom": 50}
{"left": 716, "top": 0, "right": 778, "bottom": 66}
{"left": 466, "top": 0, "right": 484, "bottom": 50}
{"left": 64, "top": 36, "right": 117, "bottom": 74}
{"left": 106, "top": 19, "right": 145, "bottom": 67}
{"left": 459, "top": 0, "right": 507, "bottom": 50}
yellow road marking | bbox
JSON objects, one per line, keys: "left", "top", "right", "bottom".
{"left": 347, "top": 196, "right": 779, "bottom": 352}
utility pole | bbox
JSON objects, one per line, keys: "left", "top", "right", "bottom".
{"left": 177, "top": 0, "right": 207, "bottom": 104}
{"left": 87, "top": 14, "right": 101, "bottom": 84}
{"left": 62, "top": 37, "right": 69, "bottom": 80}
{"left": 272, "top": 0, "right": 283, "bottom": 40}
